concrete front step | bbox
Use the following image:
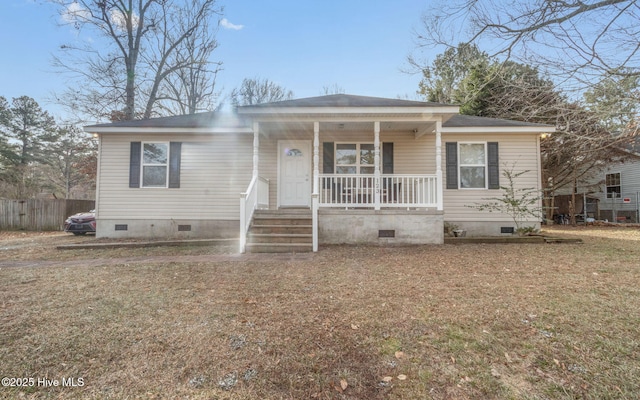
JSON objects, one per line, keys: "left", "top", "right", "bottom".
{"left": 249, "top": 233, "right": 313, "bottom": 244}
{"left": 254, "top": 209, "right": 311, "bottom": 215}
{"left": 250, "top": 225, "right": 312, "bottom": 235}
{"left": 252, "top": 217, "right": 312, "bottom": 226}
{"left": 246, "top": 242, "right": 313, "bottom": 253}
{"left": 247, "top": 210, "right": 314, "bottom": 252}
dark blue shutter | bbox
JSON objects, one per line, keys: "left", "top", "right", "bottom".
{"left": 168, "top": 142, "right": 181, "bottom": 188}
{"left": 445, "top": 142, "right": 458, "bottom": 189}
{"left": 323, "top": 142, "right": 334, "bottom": 173}
{"left": 322, "top": 142, "right": 334, "bottom": 190}
{"left": 382, "top": 142, "right": 394, "bottom": 174}
{"left": 487, "top": 142, "right": 499, "bottom": 189}
{"left": 129, "top": 142, "right": 141, "bottom": 188}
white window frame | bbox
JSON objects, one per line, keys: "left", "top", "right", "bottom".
{"left": 605, "top": 171, "right": 621, "bottom": 199}
{"left": 334, "top": 142, "right": 375, "bottom": 174}
{"left": 141, "top": 142, "right": 169, "bottom": 188}
{"left": 458, "top": 142, "right": 488, "bottom": 189}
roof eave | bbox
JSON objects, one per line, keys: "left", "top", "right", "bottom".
{"left": 441, "top": 126, "right": 556, "bottom": 133}
{"left": 237, "top": 106, "right": 460, "bottom": 116}
{"left": 83, "top": 126, "right": 253, "bottom": 134}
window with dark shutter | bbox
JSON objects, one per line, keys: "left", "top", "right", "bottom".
{"left": 322, "top": 142, "right": 334, "bottom": 174}
{"left": 382, "top": 142, "right": 394, "bottom": 174}
{"left": 129, "top": 141, "right": 181, "bottom": 188}
{"left": 487, "top": 142, "right": 499, "bottom": 189}
{"left": 129, "top": 142, "right": 141, "bottom": 188}
{"left": 445, "top": 142, "right": 458, "bottom": 189}
{"left": 168, "top": 142, "right": 181, "bottom": 188}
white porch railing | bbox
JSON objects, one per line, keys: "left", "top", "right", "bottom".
{"left": 239, "top": 176, "right": 269, "bottom": 253}
{"left": 318, "top": 174, "right": 438, "bottom": 208}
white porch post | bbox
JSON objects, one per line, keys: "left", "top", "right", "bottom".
{"left": 435, "top": 120, "right": 443, "bottom": 211}
{"left": 374, "top": 121, "right": 381, "bottom": 210}
{"left": 312, "top": 122, "right": 320, "bottom": 252}
{"left": 252, "top": 122, "right": 259, "bottom": 178}
{"left": 313, "top": 122, "right": 320, "bottom": 195}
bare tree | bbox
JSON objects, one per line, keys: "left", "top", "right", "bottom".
{"left": 584, "top": 70, "right": 640, "bottom": 135}
{"left": 153, "top": 6, "right": 223, "bottom": 115}
{"left": 415, "top": 0, "right": 640, "bottom": 88}
{"left": 52, "top": 0, "right": 223, "bottom": 121}
{"left": 45, "top": 125, "right": 97, "bottom": 199}
{"left": 230, "top": 78, "right": 294, "bottom": 106}
{"left": 321, "top": 84, "right": 346, "bottom": 95}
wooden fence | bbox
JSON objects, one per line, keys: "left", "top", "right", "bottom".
{"left": 0, "top": 199, "right": 95, "bottom": 231}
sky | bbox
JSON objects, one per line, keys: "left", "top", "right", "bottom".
{"left": 0, "top": 0, "right": 436, "bottom": 121}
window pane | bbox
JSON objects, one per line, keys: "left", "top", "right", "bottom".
{"left": 459, "top": 143, "right": 485, "bottom": 164}
{"left": 286, "top": 148, "right": 303, "bottom": 157}
{"left": 460, "top": 166, "right": 485, "bottom": 188}
{"left": 360, "top": 144, "right": 374, "bottom": 165}
{"left": 336, "top": 166, "right": 356, "bottom": 174}
{"left": 144, "top": 143, "right": 168, "bottom": 164}
{"left": 336, "top": 144, "right": 357, "bottom": 165}
{"left": 607, "top": 187, "right": 621, "bottom": 197}
{"left": 360, "top": 166, "right": 374, "bottom": 174}
{"left": 606, "top": 173, "right": 620, "bottom": 186}
{"left": 143, "top": 166, "right": 167, "bottom": 187}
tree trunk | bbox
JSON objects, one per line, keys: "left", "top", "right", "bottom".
{"left": 570, "top": 171, "right": 577, "bottom": 226}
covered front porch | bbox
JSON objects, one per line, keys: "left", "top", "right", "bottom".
{"left": 237, "top": 96, "right": 455, "bottom": 252}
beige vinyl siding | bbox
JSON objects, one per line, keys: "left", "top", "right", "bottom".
{"left": 443, "top": 133, "right": 541, "bottom": 222}
{"left": 98, "top": 133, "right": 252, "bottom": 220}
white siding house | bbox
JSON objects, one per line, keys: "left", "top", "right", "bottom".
{"left": 85, "top": 94, "right": 554, "bottom": 251}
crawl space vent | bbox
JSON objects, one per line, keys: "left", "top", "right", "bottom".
{"left": 378, "top": 230, "right": 395, "bottom": 238}
{"left": 115, "top": 224, "right": 128, "bottom": 231}
{"left": 501, "top": 227, "right": 515, "bottom": 234}
{"left": 178, "top": 225, "right": 192, "bottom": 232}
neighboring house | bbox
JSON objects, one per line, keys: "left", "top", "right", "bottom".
{"left": 585, "top": 143, "right": 640, "bottom": 223}
{"left": 84, "top": 94, "right": 554, "bottom": 252}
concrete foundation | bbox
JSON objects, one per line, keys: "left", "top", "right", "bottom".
{"left": 449, "top": 220, "right": 541, "bottom": 236}
{"left": 318, "top": 209, "right": 444, "bottom": 245}
{"left": 96, "top": 219, "right": 239, "bottom": 239}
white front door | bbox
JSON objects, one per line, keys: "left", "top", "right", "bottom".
{"left": 278, "top": 140, "right": 311, "bottom": 207}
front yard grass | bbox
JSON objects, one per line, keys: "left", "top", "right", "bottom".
{"left": 1, "top": 227, "right": 639, "bottom": 399}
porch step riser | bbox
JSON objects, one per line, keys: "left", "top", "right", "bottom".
{"left": 247, "top": 213, "right": 313, "bottom": 252}
{"left": 246, "top": 244, "right": 313, "bottom": 253}
{"left": 252, "top": 218, "right": 312, "bottom": 226}
{"left": 254, "top": 209, "right": 311, "bottom": 215}
{"left": 249, "top": 234, "right": 312, "bottom": 244}
{"left": 250, "top": 226, "right": 312, "bottom": 235}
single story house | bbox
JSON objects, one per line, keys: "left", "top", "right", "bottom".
{"left": 84, "top": 94, "right": 555, "bottom": 252}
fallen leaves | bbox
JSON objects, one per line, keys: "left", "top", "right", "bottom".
{"left": 334, "top": 378, "right": 348, "bottom": 393}
{"left": 3, "top": 228, "right": 640, "bottom": 399}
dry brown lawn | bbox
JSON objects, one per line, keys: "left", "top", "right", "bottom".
{"left": 1, "top": 227, "right": 639, "bottom": 399}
